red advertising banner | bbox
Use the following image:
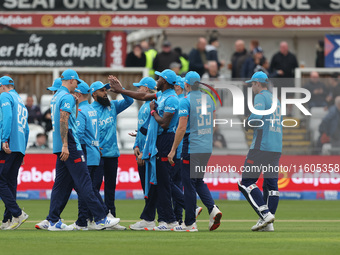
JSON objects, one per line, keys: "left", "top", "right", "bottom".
{"left": 105, "top": 31, "right": 127, "bottom": 68}
{"left": 0, "top": 13, "right": 339, "bottom": 30}
{"left": 18, "top": 154, "right": 340, "bottom": 192}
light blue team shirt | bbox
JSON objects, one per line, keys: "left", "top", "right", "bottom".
{"left": 179, "top": 90, "right": 215, "bottom": 154}
{"left": 248, "top": 90, "right": 282, "bottom": 152}
{"left": 0, "top": 104, "right": 2, "bottom": 149}
{"left": 133, "top": 101, "right": 151, "bottom": 150}
{"left": 155, "top": 89, "right": 179, "bottom": 135}
{"left": 0, "top": 90, "right": 29, "bottom": 155}
{"left": 77, "top": 101, "right": 100, "bottom": 166}
{"left": 92, "top": 94, "right": 133, "bottom": 157}
{"left": 51, "top": 86, "right": 81, "bottom": 154}
{"left": 176, "top": 93, "right": 184, "bottom": 159}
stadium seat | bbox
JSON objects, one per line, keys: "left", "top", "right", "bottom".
{"left": 47, "top": 131, "right": 53, "bottom": 149}
{"left": 117, "top": 118, "right": 137, "bottom": 131}
{"left": 117, "top": 106, "right": 138, "bottom": 118}
{"left": 27, "top": 124, "right": 45, "bottom": 148}
{"left": 40, "top": 94, "right": 53, "bottom": 114}
{"left": 308, "top": 107, "right": 327, "bottom": 144}
{"left": 19, "top": 94, "right": 38, "bottom": 106}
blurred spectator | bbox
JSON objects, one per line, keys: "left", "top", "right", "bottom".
{"left": 141, "top": 39, "right": 157, "bottom": 76}
{"left": 326, "top": 73, "right": 340, "bottom": 106}
{"left": 230, "top": 39, "right": 249, "bottom": 78}
{"left": 304, "top": 71, "right": 328, "bottom": 108}
{"left": 269, "top": 41, "right": 298, "bottom": 80}
{"left": 170, "top": 62, "right": 181, "bottom": 75}
{"left": 153, "top": 40, "right": 181, "bottom": 72}
{"left": 125, "top": 44, "right": 146, "bottom": 67}
{"left": 26, "top": 95, "right": 42, "bottom": 125}
{"left": 30, "top": 133, "right": 48, "bottom": 149}
{"left": 202, "top": 61, "right": 225, "bottom": 80}
{"left": 241, "top": 46, "right": 265, "bottom": 78}
{"left": 249, "top": 40, "right": 260, "bottom": 54}
{"left": 319, "top": 96, "right": 340, "bottom": 154}
{"left": 188, "top": 37, "right": 208, "bottom": 76}
{"left": 174, "top": 47, "right": 189, "bottom": 75}
{"left": 213, "top": 127, "right": 227, "bottom": 149}
{"left": 254, "top": 57, "right": 270, "bottom": 75}
{"left": 42, "top": 109, "right": 52, "bottom": 132}
{"left": 315, "top": 40, "right": 324, "bottom": 67}
{"left": 206, "top": 37, "right": 225, "bottom": 70}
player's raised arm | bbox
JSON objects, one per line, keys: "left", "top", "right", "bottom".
{"left": 108, "top": 75, "right": 157, "bottom": 101}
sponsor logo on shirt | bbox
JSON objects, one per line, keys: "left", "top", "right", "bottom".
{"left": 99, "top": 116, "right": 114, "bottom": 126}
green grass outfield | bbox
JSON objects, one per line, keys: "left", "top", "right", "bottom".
{"left": 0, "top": 200, "right": 339, "bottom": 255}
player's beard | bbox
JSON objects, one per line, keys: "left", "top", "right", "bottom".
{"left": 97, "top": 95, "right": 111, "bottom": 107}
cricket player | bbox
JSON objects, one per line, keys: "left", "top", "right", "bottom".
{"left": 71, "top": 80, "right": 106, "bottom": 230}
{"left": 90, "top": 80, "right": 133, "bottom": 230}
{"left": 129, "top": 77, "right": 159, "bottom": 230}
{"left": 238, "top": 71, "right": 282, "bottom": 232}
{"left": 167, "top": 71, "right": 222, "bottom": 232}
{"left": 0, "top": 76, "right": 29, "bottom": 230}
{"left": 171, "top": 75, "right": 185, "bottom": 224}
{"left": 47, "top": 77, "right": 62, "bottom": 93}
{"left": 109, "top": 70, "right": 180, "bottom": 230}
{"left": 37, "top": 69, "right": 119, "bottom": 231}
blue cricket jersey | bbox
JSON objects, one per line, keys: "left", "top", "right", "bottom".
{"left": 248, "top": 90, "right": 282, "bottom": 153}
{"left": 176, "top": 93, "right": 185, "bottom": 159}
{"left": 155, "top": 89, "right": 179, "bottom": 135}
{"left": 92, "top": 94, "right": 133, "bottom": 157}
{"left": 0, "top": 104, "right": 2, "bottom": 149}
{"left": 0, "top": 90, "right": 29, "bottom": 155}
{"left": 133, "top": 101, "right": 151, "bottom": 150}
{"left": 179, "top": 90, "right": 215, "bottom": 154}
{"left": 51, "top": 86, "right": 81, "bottom": 154}
{"left": 77, "top": 101, "right": 100, "bottom": 166}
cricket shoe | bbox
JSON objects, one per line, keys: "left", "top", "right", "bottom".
{"left": 251, "top": 212, "right": 275, "bottom": 231}
{"left": 7, "top": 211, "right": 29, "bottom": 230}
{"left": 104, "top": 213, "right": 124, "bottom": 230}
{"left": 0, "top": 220, "right": 12, "bottom": 230}
{"left": 35, "top": 219, "right": 50, "bottom": 230}
{"left": 94, "top": 216, "right": 120, "bottom": 230}
{"left": 259, "top": 223, "right": 274, "bottom": 232}
{"left": 172, "top": 223, "right": 198, "bottom": 232}
{"left": 209, "top": 205, "right": 222, "bottom": 231}
{"left": 48, "top": 220, "right": 74, "bottom": 231}
{"left": 153, "top": 221, "right": 179, "bottom": 231}
{"left": 195, "top": 207, "right": 203, "bottom": 219}
{"left": 87, "top": 220, "right": 97, "bottom": 231}
{"left": 105, "top": 223, "right": 126, "bottom": 231}
{"left": 69, "top": 223, "right": 88, "bottom": 231}
{"left": 129, "top": 220, "right": 156, "bottom": 231}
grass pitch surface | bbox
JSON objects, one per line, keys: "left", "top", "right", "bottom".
{"left": 0, "top": 200, "right": 339, "bottom": 255}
